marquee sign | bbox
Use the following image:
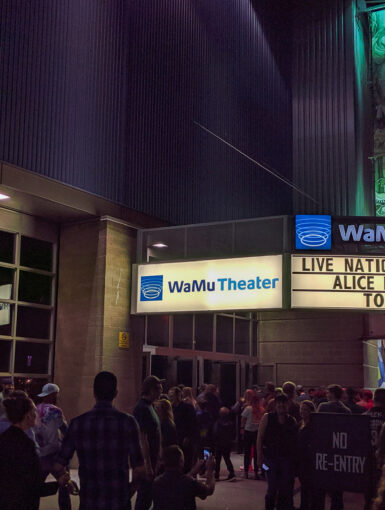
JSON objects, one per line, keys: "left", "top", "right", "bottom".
{"left": 131, "top": 255, "right": 283, "bottom": 314}
{"left": 291, "top": 254, "right": 385, "bottom": 309}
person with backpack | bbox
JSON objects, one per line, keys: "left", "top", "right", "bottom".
{"left": 35, "top": 383, "right": 71, "bottom": 510}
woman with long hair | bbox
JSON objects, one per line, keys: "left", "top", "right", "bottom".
{"left": 182, "top": 387, "right": 197, "bottom": 409}
{"left": 232, "top": 388, "right": 255, "bottom": 454}
{"left": 155, "top": 398, "right": 178, "bottom": 449}
{"left": 241, "top": 394, "right": 264, "bottom": 479}
{"left": 0, "top": 394, "right": 67, "bottom": 510}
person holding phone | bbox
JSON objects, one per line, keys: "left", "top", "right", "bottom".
{"left": 153, "top": 445, "right": 215, "bottom": 510}
{"left": 257, "top": 393, "right": 297, "bottom": 510}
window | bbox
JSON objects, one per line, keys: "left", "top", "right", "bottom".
{"left": 20, "top": 236, "right": 53, "bottom": 271}
{"left": 0, "top": 303, "right": 13, "bottom": 336}
{"left": 216, "top": 314, "right": 234, "bottom": 354}
{"left": 173, "top": 314, "right": 193, "bottom": 349}
{"left": 147, "top": 315, "right": 169, "bottom": 347}
{"left": 14, "top": 342, "right": 50, "bottom": 374}
{"left": 194, "top": 314, "right": 213, "bottom": 351}
{"left": 0, "top": 228, "right": 56, "bottom": 385}
{"left": 0, "top": 231, "right": 14, "bottom": 263}
{"left": 18, "top": 271, "right": 52, "bottom": 305}
{"left": 235, "top": 318, "right": 250, "bottom": 355}
{"left": 0, "top": 340, "right": 11, "bottom": 371}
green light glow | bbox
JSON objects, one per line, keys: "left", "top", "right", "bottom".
{"left": 370, "top": 9, "right": 385, "bottom": 215}
{"left": 354, "top": 7, "right": 369, "bottom": 215}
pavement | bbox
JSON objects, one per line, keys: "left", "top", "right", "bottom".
{"left": 40, "top": 454, "right": 365, "bottom": 510}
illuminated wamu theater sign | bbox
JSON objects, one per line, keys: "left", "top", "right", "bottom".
{"left": 295, "top": 214, "right": 385, "bottom": 250}
{"left": 132, "top": 255, "right": 283, "bottom": 314}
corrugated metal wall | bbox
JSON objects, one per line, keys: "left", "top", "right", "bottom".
{"left": 0, "top": 0, "right": 293, "bottom": 224}
{"left": 292, "top": 0, "right": 359, "bottom": 215}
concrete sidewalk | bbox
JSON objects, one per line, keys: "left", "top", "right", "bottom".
{"left": 40, "top": 454, "right": 365, "bottom": 510}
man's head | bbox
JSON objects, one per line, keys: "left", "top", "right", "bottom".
{"left": 206, "top": 384, "right": 217, "bottom": 395}
{"left": 327, "top": 384, "right": 343, "bottom": 402}
{"left": 275, "top": 393, "right": 289, "bottom": 416}
{"left": 142, "top": 375, "right": 163, "bottom": 402}
{"left": 282, "top": 381, "right": 296, "bottom": 400}
{"left": 345, "top": 386, "right": 358, "bottom": 401}
{"left": 1, "top": 377, "right": 14, "bottom": 397}
{"left": 38, "top": 383, "right": 60, "bottom": 404}
{"left": 198, "top": 384, "right": 206, "bottom": 395}
{"left": 265, "top": 382, "right": 275, "bottom": 394}
{"left": 362, "top": 389, "right": 373, "bottom": 402}
{"left": 168, "top": 386, "right": 182, "bottom": 406}
{"left": 162, "top": 445, "right": 184, "bottom": 471}
{"left": 94, "top": 371, "right": 117, "bottom": 402}
{"left": 374, "top": 388, "right": 385, "bottom": 409}
{"left": 3, "top": 393, "right": 37, "bottom": 428}
{"left": 219, "top": 406, "right": 230, "bottom": 418}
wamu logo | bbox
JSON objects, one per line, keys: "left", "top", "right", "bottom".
{"left": 140, "top": 275, "right": 163, "bottom": 301}
{"left": 295, "top": 215, "right": 332, "bottom": 250}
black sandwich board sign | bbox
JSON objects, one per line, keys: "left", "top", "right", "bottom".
{"left": 310, "top": 413, "right": 371, "bottom": 493}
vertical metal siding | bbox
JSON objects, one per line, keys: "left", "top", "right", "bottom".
{"left": 292, "top": 0, "right": 357, "bottom": 215}
{"left": 0, "top": 0, "right": 293, "bottom": 224}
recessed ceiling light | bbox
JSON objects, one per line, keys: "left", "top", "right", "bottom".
{"left": 0, "top": 193, "right": 10, "bottom": 200}
{"left": 152, "top": 243, "right": 168, "bottom": 248}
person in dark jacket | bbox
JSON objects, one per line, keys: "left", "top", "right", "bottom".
{"left": 213, "top": 407, "right": 235, "bottom": 481}
{"left": 257, "top": 393, "right": 298, "bottom": 510}
{"left": 0, "top": 394, "right": 66, "bottom": 510}
{"left": 204, "top": 384, "right": 221, "bottom": 422}
{"left": 344, "top": 387, "right": 366, "bottom": 415}
{"left": 168, "top": 386, "right": 198, "bottom": 473}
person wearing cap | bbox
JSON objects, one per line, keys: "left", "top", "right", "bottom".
{"left": 133, "top": 375, "right": 163, "bottom": 510}
{"left": 35, "top": 383, "right": 71, "bottom": 510}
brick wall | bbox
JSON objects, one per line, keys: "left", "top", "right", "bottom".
{"left": 54, "top": 218, "right": 142, "bottom": 424}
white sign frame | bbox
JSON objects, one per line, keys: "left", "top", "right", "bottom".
{"left": 291, "top": 254, "right": 385, "bottom": 310}
{"left": 132, "top": 255, "right": 283, "bottom": 314}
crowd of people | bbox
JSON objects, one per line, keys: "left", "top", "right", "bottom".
{"left": 0, "top": 374, "right": 385, "bottom": 510}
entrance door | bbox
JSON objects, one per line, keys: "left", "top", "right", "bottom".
{"left": 219, "top": 362, "right": 237, "bottom": 407}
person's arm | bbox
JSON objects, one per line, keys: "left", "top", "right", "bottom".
{"left": 133, "top": 405, "right": 155, "bottom": 481}
{"left": 139, "top": 431, "right": 154, "bottom": 480}
{"left": 54, "top": 421, "right": 75, "bottom": 472}
{"left": 188, "top": 458, "right": 205, "bottom": 477}
{"left": 204, "top": 454, "right": 215, "bottom": 496}
{"left": 256, "top": 413, "right": 268, "bottom": 469}
{"left": 52, "top": 421, "right": 79, "bottom": 494}
{"left": 59, "top": 412, "right": 68, "bottom": 436}
{"left": 126, "top": 416, "right": 145, "bottom": 491}
{"left": 240, "top": 406, "right": 249, "bottom": 436}
{"left": 195, "top": 455, "right": 215, "bottom": 500}
{"left": 240, "top": 416, "right": 246, "bottom": 434}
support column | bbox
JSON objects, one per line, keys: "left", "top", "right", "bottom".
{"left": 54, "top": 218, "right": 142, "bottom": 422}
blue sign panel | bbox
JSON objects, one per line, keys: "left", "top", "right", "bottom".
{"left": 296, "top": 215, "right": 332, "bottom": 250}
{"left": 140, "top": 275, "right": 163, "bottom": 301}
